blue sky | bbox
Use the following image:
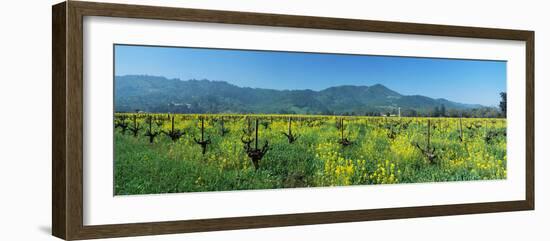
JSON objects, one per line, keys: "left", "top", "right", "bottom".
{"left": 114, "top": 44, "right": 506, "bottom": 106}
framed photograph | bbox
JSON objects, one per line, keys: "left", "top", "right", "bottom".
{"left": 52, "top": 1, "right": 534, "bottom": 240}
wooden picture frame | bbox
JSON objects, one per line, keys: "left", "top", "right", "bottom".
{"left": 52, "top": 1, "right": 534, "bottom": 240}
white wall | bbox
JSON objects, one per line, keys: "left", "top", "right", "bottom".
{"left": 0, "top": 0, "right": 547, "bottom": 240}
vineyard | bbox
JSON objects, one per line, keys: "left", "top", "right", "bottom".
{"left": 114, "top": 113, "right": 507, "bottom": 195}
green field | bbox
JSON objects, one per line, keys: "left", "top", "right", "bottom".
{"left": 114, "top": 113, "right": 506, "bottom": 195}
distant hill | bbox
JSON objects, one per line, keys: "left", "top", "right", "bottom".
{"left": 114, "top": 75, "right": 485, "bottom": 115}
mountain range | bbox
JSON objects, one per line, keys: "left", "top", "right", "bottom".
{"left": 114, "top": 75, "right": 484, "bottom": 115}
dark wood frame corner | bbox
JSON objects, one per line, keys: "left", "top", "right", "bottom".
{"left": 52, "top": 1, "right": 534, "bottom": 240}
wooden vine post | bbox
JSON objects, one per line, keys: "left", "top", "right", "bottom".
{"left": 220, "top": 116, "right": 229, "bottom": 136}
{"left": 128, "top": 114, "right": 142, "bottom": 137}
{"left": 242, "top": 119, "right": 270, "bottom": 170}
{"left": 282, "top": 117, "right": 299, "bottom": 143}
{"left": 415, "top": 119, "right": 437, "bottom": 164}
{"left": 194, "top": 117, "right": 211, "bottom": 155}
{"left": 144, "top": 115, "right": 160, "bottom": 144}
{"left": 338, "top": 118, "right": 352, "bottom": 146}
{"left": 162, "top": 115, "right": 184, "bottom": 142}
{"left": 115, "top": 115, "right": 129, "bottom": 134}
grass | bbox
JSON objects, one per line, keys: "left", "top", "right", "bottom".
{"left": 114, "top": 114, "right": 507, "bottom": 195}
